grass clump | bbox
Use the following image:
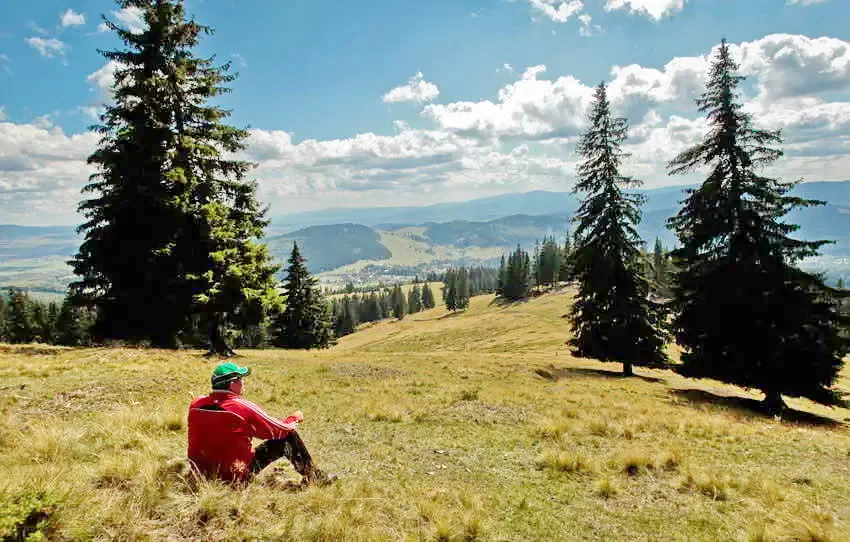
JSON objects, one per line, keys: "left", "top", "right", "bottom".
{"left": 594, "top": 476, "right": 619, "bottom": 499}
{"left": 537, "top": 450, "right": 594, "bottom": 474}
{"left": 680, "top": 469, "right": 733, "bottom": 501}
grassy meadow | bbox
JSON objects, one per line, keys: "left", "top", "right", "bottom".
{"left": 2, "top": 290, "right": 850, "bottom": 541}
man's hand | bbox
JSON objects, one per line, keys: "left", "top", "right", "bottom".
{"left": 283, "top": 410, "right": 304, "bottom": 425}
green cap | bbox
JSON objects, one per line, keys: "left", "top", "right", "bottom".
{"left": 211, "top": 362, "right": 250, "bottom": 388}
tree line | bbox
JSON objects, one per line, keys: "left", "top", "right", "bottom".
{"left": 0, "top": 289, "right": 94, "bottom": 346}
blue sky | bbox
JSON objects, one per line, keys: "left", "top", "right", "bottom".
{"left": 2, "top": 0, "right": 850, "bottom": 225}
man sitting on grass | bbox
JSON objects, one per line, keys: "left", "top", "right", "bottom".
{"left": 188, "top": 362, "right": 335, "bottom": 486}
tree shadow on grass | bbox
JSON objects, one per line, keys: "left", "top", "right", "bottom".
{"left": 537, "top": 365, "right": 665, "bottom": 384}
{"left": 669, "top": 388, "right": 846, "bottom": 428}
{"left": 437, "top": 311, "right": 464, "bottom": 320}
{"left": 0, "top": 344, "right": 65, "bottom": 356}
{"left": 488, "top": 297, "right": 528, "bottom": 308}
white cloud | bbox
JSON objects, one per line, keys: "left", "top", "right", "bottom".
{"left": 8, "top": 33, "right": 850, "bottom": 224}
{"left": 527, "top": 0, "right": 584, "bottom": 22}
{"left": 578, "top": 14, "right": 602, "bottom": 36}
{"left": 423, "top": 65, "right": 595, "bottom": 140}
{"left": 25, "top": 37, "right": 68, "bottom": 60}
{"left": 0, "top": 120, "right": 99, "bottom": 224}
{"left": 787, "top": 0, "right": 830, "bottom": 5}
{"left": 729, "top": 34, "right": 850, "bottom": 102}
{"left": 383, "top": 72, "right": 440, "bottom": 104}
{"left": 0, "top": 107, "right": 6, "bottom": 121}
{"left": 87, "top": 60, "right": 122, "bottom": 96}
{"left": 99, "top": 6, "right": 146, "bottom": 34}
{"left": 60, "top": 8, "right": 86, "bottom": 28}
{"left": 497, "top": 63, "right": 514, "bottom": 73}
{"left": 605, "top": 0, "right": 686, "bottom": 20}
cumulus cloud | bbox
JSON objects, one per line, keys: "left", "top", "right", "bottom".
{"left": 423, "top": 65, "right": 595, "bottom": 141}
{"left": 25, "top": 37, "right": 68, "bottom": 60}
{"left": 382, "top": 72, "right": 440, "bottom": 104}
{"left": 60, "top": 8, "right": 86, "bottom": 28}
{"left": 0, "top": 106, "right": 6, "bottom": 121}
{"left": 605, "top": 0, "right": 686, "bottom": 20}
{"left": 98, "top": 6, "right": 146, "bottom": 34}
{"left": 0, "top": 120, "right": 98, "bottom": 224}
{"left": 8, "top": 33, "right": 850, "bottom": 223}
{"left": 527, "top": 0, "right": 585, "bottom": 22}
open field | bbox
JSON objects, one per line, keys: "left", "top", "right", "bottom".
{"left": 2, "top": 290, "right": 850, "bottom": 541}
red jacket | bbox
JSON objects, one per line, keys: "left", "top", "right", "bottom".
{"left": 187, "top": 390, "right": 299, "bottom": 481}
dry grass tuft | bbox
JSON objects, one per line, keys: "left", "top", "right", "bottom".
{"left": 537, "top": 450, "right": 595, "bottom": 474}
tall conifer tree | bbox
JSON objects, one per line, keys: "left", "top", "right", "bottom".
{"left": 667, "top": 41, "right": 847, "bottom": 412}
{"left": 274, "top": 243, "right": 331, "bottom": 349}
{"left": 569, "top": 83, "right": 667, "bottom": 376}
{"left": 422, "top": 283, "right": 436, "bottom": 309}
{"left": 71, "top": 0, "right": 278, "bottom": 351}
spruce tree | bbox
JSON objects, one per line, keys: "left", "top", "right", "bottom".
{"left": 503, "top": 245, "right": 530, "bottom": 301}
{"left": 422, "top": 283, "right": 435, "bottom": 309}
{"left": 71, "top": 0, "right": 278, "bottom": 351}
{"left": 497, "top": 255, "right": 507, "bottom": 296}
{"left": 837, "top": 278, "right": 845, "bottom": 290}
{"left": 649, "top": 238, "right": 673, "bottom": 299}
{"left": 443, "top": 270, "right": 458, "bottom": 311}
{"left": 667, "top": 40, "right": 847, "bottom": 412}
{"left": 457, "top": 268, "right": 470, "bottom": 310}
{"left": 560, "top": 232, "right": 574, "bottom": 282}
{"left": 392, "top": 285, "right": 407, "bottom": 320}
{"left": 6, "top": 288, "right": 34, "bottom": 344}
{"left": 55, "top": 295, "right": 93, "bottom": 346}
{"left": 408, "top": 283, "right": 422, "bottom": 314}
{"left": 274, "top": 243, "right": 331, "bottom": 349}
{"left": 569, "top": 83, "right": 667, "bottom": 376}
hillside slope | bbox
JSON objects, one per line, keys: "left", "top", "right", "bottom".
{"left": 2, "top": 290, "right": 849, "bottom": 540}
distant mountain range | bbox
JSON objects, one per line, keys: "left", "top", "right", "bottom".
{"left": 3, "top": 180, "right": 850, "bottom": 291}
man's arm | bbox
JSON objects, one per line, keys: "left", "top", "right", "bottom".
{"left": 228, "top": 397, "right": 299, "bottom": 440}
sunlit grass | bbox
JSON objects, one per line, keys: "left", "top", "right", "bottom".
{"left": 1, "top": 290, "right": 849, "bottom": 540}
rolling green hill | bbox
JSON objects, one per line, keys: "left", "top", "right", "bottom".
{"left": 1, "top": 290, "right": 848, "bottom": 540}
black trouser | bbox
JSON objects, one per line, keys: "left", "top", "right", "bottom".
{"left": 250, "top": 431, "right": 314, "bottom": 477}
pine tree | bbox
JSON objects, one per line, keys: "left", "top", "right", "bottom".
{"left": 408, "top": 283, "right": 422, "bottom": 314}
{"left": 837, "top": 278, "right": 845, "bottom": 289}
{"left": 457, "top": 268, "right": 470, "bottom": 310}
{"left": 443, "top": 270, "right": 458, "bottom": 311}
{"left": 274, "top": 243, "right": 331, "bottom": 349}
{"left": 5, "top": 288, "right": 34, "bottom": 344}
{"left": 649, "top": 238, "right": 673, "bottom": 299}
{"left": 497, "top": 255, "right": 507, "bottom": 296}
{"left": 336, "top": 296, "right": 358, "bottom": 337}
{"left": 668, "top": 40, "right": 847, "bottom": 412}
{"left": 569, "top": 83, "right": 667, "bottom": 376}
{"left": 55, "top": 294, "right": 93, "bottom": 346}
{"left": 532, "top": 241, "right": 542, "bottom": 291}
{"left": 390, "top": 285, "right": 407, "bottom": 320}
{"left": 502, "top": 245, "right": 530, "bottom": 301}
{"left": 560, "top": 232, "right": 574, "bottom": 282}
{"left": 71, "top": 0, "right": 278, "bottom": 351}
{"left": 422, "top": 283, "right": 435, "bottom": 309}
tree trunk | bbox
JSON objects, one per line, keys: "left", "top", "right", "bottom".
{"left": 207, "top": 313, "right": 236, "bottom": 357}
{"left": 623, "top": 362, "right": 633, "bottom": 377}
{"left": 762, "top": 390, "right": 786, "bottom": 416}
